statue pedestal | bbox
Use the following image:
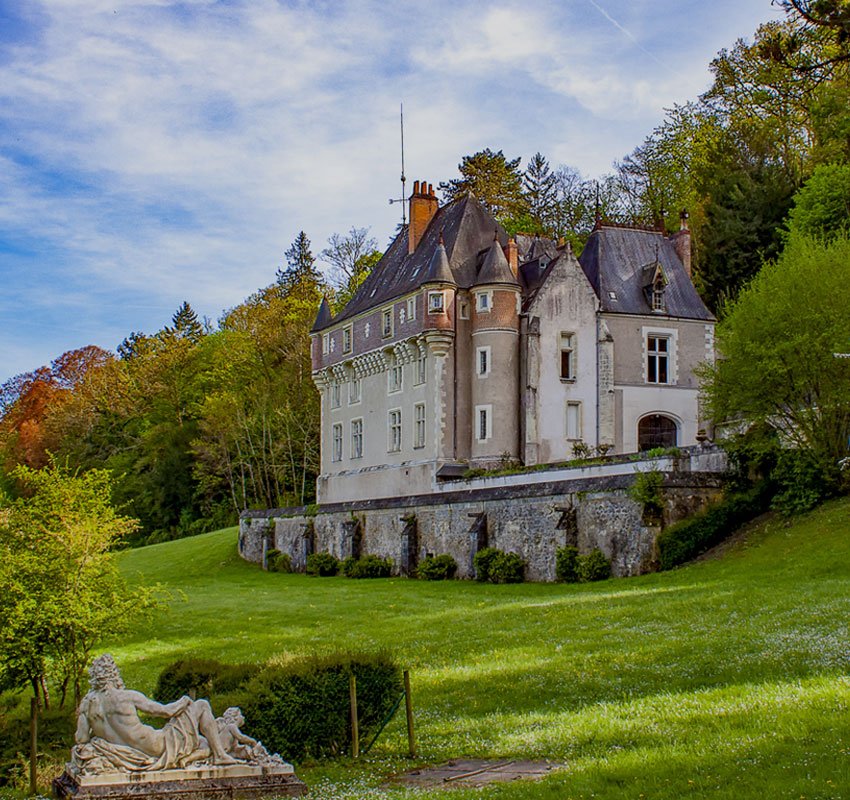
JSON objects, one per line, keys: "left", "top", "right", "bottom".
{"left": 53, "top": 762, "right": 307, "bottom": 799}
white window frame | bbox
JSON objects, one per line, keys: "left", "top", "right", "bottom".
{"left": 331, "top": 423, "right": 343, "bottom": 462}
{"left": 388, "top": 360, "right": 403, "bottom": 394}
{"left": 330, "top": 381, "right": 341, "bottom": 409}
{"left": 388, "top": 408, "right": 402, "bottom": 453}
{"left": 381, "top": 307, "right": 393, "bottom": 338}
{"left": 474, "top": 404, "right": 493, "bottom": 442}
{"left": 415, "top": 353, "right": 427, "bottom": 385}
{"left": 475, "top": 291, "right": 492, "bottom": 313}
{"left": 476, "top": 345, "right": 491, "bottom": 377}
{"left": 428, "top": 291, "right": 445, "bottom": 314}
{"left": 459, "top": 300, "right": 469, "bottom": 320}
{"left": 350, "top": 418, "right": 363, "bottom": 459}
{"left": 559, "top": 332, "right": 575, "bottom": 382}
{"left": 342, "top": 324, "right": 353, "bottom": 354}
{"left": 414, "top": 403, "right": 426, "bottom": 449}
{"left": 566, "top": 401, "right": 582, "bottom": 441}
{"left": 322, "top": 333, "right": 329, "bottom": 355}
{"left": 348, "top": 376, "right": 361, "bottom": 405}
{"left": 643, "top": 327, "right": 677, "bottom": 385}
{"left": 407, "top": 296, "right": 416, "bottom": 321}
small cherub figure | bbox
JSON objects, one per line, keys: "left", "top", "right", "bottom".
{"left": 216, "top": 707, "right": 272, "bottom": 762}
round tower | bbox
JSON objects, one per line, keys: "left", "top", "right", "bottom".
{"left": 470, "top": 236, "right": 521, "bottom": 466}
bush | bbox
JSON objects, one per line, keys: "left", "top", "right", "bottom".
{"left": 656, "top": 482, "right": 772, "bottom": 570}
{"left": 306, "top": 552, "right": 340, "bottom": 577}
{"left": 489, "top": 551, "right": 526, "bottom": 583}
{"left": 473, "top": 547, "right": 500, "bottom": 582}
{"left": 577, "top": 549, "right": 611, "bottom": 582}
{"left": 771, "top": 448, "right": 836, "bottom": 517}
{"left": 341, "top": 554, "right": 393, "bottom": 578}
{"left": 473, "top": 547, "right": 526, "bottom": 583}
{"left": 417, "top": 554, "right": 458, "bottom": 580}
{"left": 266, "top": 549, "right": 292, "bottom": 573}
{"left": 155, "top": 654, "right": 403, "bottom": 763}
{"left": 629, "top": 469, "right": 664, "bottom": 518}
{"left": 555, "top": 545, "right": 580, "bottom": 582}
{"left": 154, "top": 658, "right": 255, "bottom": 703}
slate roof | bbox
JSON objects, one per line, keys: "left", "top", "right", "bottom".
{"left": 310, "top": 296, "right": 332, "bottom": 333}
{"left": 316, "top": 195, "right": 507, "bottom": 330}
{"left": 578, "top": 226, "right": 714, "bottom": 321}
{"left": 477, "top": 236, "right": 519, "bottom": 285}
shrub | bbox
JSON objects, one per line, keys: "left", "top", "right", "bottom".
{"left": 473, "top": 547, "right": 500, "bottom": 582}
{"left": 341, "top": 554, "right": 393, "bottom": 578}
{"left": 266, "top": 549, "right": 292, "bottom": 573}
{"left": 656, "top": 482, "right": 773, "bottom": 570}
{"left": 155, "top": 654, "right": 403, "bottom": 763}
{"left": 417, "top": 554, "right": 458, "bottom": 580}
{"left": 629, "top": 468, "right": 664, "bottom": 519}
{"left": 306, "top": 552, "right": 340, "bottom": 577}
{"left": 578, "top": 548, "right": 611, "bottom": 582}
{"left": 770, "top": 448, "right": 836, "bottom": 517}
{"left": 489, "top": 551, "right": 526, "bottom": 584}
{"left": 154, "top": 658, "right": 255, "bottom": 703}
{"left": 555, "top": 545, "right": 580, "bottom": 582}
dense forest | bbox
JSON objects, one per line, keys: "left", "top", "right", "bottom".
{"left": 2, "top": 0, "right": 850, "bottom": 545}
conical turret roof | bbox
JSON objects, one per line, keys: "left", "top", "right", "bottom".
{"left": 421, "top": 235, "right": 455, "bottom": 284}
{"left": 477, "top": 236, "right": 518, "bottom": 286}
{"left": 310, "top": 296, "right": 332, "bottom": 332}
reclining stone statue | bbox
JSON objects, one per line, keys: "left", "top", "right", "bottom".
{"left": 71, "top": 654, "right": 274, "bottom": 775}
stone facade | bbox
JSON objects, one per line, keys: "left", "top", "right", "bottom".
{"left": 240, "top": 447, "right": 726, "bottom": 580}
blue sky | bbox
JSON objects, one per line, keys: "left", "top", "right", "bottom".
{"left": 0, "top": 0, "right": 783, "bottom": 384}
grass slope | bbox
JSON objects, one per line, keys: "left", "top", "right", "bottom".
{"left": 109, "top": 500, "right": 850, "bottom": 799}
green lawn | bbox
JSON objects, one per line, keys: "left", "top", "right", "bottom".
{"left": 94, "top": 500, "right": 850, "bottom": 797}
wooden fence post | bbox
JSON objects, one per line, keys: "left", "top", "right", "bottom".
{"left": 404, "top": 669, "right": 416, "bottom": 758}
{"left": 349, "top": 674, "right": 359, "bottom": 759}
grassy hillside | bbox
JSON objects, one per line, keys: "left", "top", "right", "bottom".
{"left": 98, "top": 501, "right": 850, "bottom": 797}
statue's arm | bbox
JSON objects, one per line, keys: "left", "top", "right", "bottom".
{"left": 129, "top": 690, "right": 190, "bottom": 718}
{"left": 75, "top": 699, "right": 91, "bottom": 744}
{"left": 232, "top": 726, "right": 258, "bottom": 746}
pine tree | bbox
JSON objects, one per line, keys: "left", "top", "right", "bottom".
{"left": 438, "top": 149, "right": 528, "bottom": 222}
{"left": 523, "top": 152, "right": 558, "bottom": 235}
{"left": 169, "top": 301, "right": 204, "bottom": 343}
{"left": 277, "top": 231, "right": 319, "bottom": 290}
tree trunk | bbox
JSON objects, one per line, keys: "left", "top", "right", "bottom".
{"left": 29, "top": 692, "right": 39, "bottom": 796}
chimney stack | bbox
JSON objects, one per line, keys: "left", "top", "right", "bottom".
{"left": 505, "top": 237, "right": 518, "bottom": 277}
{"left": 409, "top": 179, "right": 439, "bottom": 254}
{"left": 672, "top": 209, "right": 692, "bottom": 278}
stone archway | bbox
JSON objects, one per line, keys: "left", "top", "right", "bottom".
{"left": 638, "top": 414, "right": 678, "bottom": 451}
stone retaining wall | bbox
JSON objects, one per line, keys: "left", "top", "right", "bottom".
{"left": 239, "top": 447, "right": 727, "bottom": 580}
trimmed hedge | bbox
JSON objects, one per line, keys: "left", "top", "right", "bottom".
{"left": 154, "top": 654, "right": 403, "bottom": 763}
{"left": 656, "top": 483, "right": 772, "bottom": 570}
{"left": 417, "top": 554, "right": 458, "bottom": 580}
{"left": 306, "top": 551, "right": 340, "bottom": 576}
{"left": 155, "top": 658, "right": 255, "bottom": 703}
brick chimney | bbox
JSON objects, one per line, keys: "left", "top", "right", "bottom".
{"left": 672, "top": 209, "right": 692, "bottom": 279}
{"left": 505, "top": 237, "right": 518, "bottom": 277}
{"left": 408, "top": 180, "right": 438, "bottom": 254}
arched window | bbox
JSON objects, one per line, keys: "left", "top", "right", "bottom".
{"left": 638, "top": 414, "right": 678, "bottom": 451}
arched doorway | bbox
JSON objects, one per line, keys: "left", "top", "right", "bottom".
{"left": 638, "top": 414, "right": 678, "bottom": 451}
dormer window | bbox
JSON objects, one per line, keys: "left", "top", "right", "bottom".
{"left": 642, "top": 261, "right": 668, "bottom": 313}
{"left": 652, "top": 283, "right": 666, "bottom": 312}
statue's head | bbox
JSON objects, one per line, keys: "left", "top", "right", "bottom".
{"left": 89, "top": 654, "right": 125, "bottom": 691}
{"left": 222, "top": 707, "right": 244, "bottom": 726}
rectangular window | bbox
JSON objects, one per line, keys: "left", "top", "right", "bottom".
{"left": 349, "top": 377, "right": 361, "bottom": 404}
{"left": 342, "top": 325, "right": 353, "bottom": 354}
{"left": 428, "top": 291, "right": 445, "bottom": 313}
{"left": 560, "top": 333, "right": 575, "bottom": 381}
{"left": 331, "top": 423, "right": 343, "bottom": 462}
{"left": 459, "top": 301, "right": 469, "bottom": 320}
{"left": 647, "top": 335, "right": 670, "bottom": 384}
{"left": 477, "top": 346, "right": 490, "bottom": 377}
{"left": 381, "top": 308, "right": 393, "bottom": 338}
{"left": 652, "top": 288, "right": 665, "bottom": 312}
{"left": 415, "top": 354, "right": 427, "bottom": 385}
{"left": 330, "top": 381, "right": 341, "bottom": 409}
{"left": 388, "top": 361, "right": 403, "bottom": 393}
{"left": 475, "top": 405, "right": 492, "bottom": 442}
{"left": 566, "top": 401, "right": 582, "bottom": 440}
{"left": 476, "top": 292, "right": 491, "bottom": 313}
{"left": 414, "top": 403, "right": 426, "bottom": 448}
{"left": 322, "top": 333, "right": 330, "bottom": 355}
{"left": 407, "top": 296, "right": 416, "bottom": 321}
{"left": 388, "top": 409, "right": 402, "bottom": 452}
{"left": 351, "top": 419, "right": 363, "bottom": 459}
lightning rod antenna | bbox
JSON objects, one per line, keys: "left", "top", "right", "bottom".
{"left": 400, "top": 103, "right": 407, "bottom": 226}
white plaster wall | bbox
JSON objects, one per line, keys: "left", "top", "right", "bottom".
{"left": 528, "top": 252, "right": 600, "bottom": 462}
{"left": 618, "top": 385, "right": 701, "bottom": 452}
